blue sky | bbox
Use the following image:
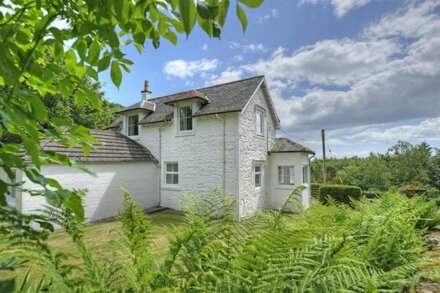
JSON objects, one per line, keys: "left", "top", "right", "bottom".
{"left": 100, "top": 0, "right": 440, "bottom": 158}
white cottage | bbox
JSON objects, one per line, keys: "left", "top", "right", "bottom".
{"left": 8, "top": 76, "right": 315, "bottom": 221}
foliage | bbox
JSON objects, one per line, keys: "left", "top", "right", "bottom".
{"left": 310, "top": 182, "right": 322, "bottom": 198}
{"left": 42, "top": 77, "right": 123, "bottom": 130}
{"left": 0, "top": 0, "right": 264, "bottom": 221}
{"left": 311, "top": 141, "right": 440, "bottom": 196}
{"left": 319, "top": 184, "right": 362, "bottom": 204}
{"left": 2, "top": 188, "right": 440, "bottom": 292}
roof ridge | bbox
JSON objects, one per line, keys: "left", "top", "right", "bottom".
{"left": 147, "top": 75, "right": 265, "bottom": 102}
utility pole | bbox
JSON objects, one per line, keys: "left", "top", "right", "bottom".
{"left": 321, "top": 129, "right": 327, "bottom": 184}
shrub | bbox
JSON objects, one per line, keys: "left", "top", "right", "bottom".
{"left": 363, "top": 189, "right": 383, "bottom": 199}
{"left": 319, "top": 184, "right": 362, "bottom": 204}
{"left": 311, "top": 183, "right": 322, "bottom": 198}
{"left": 399, "top": 184, "right": 426, "bottom": 197}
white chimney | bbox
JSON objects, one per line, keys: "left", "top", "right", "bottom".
{"left": 141, "top": 80, "right": 151, "bottom": 101}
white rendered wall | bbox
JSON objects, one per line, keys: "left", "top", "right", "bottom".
{"left": 269, "top": 153, "right": 311, "bottom": 212}
{"left": 20, "top": 162, "right": 159, "bottom": 222}
{"left": 238, "top": 87, "right": 277, "bottom": 218}
{"left": 139, "top": 109, "right": 240, "bottom": 211}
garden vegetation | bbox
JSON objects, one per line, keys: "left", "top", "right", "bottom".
{"left": 1, "top": 187, "right": 439, "bottom": 292}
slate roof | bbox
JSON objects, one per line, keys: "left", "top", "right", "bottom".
{"left": 41, "top": 129, "right": 157, "bottom": 162}
{"left": 269, "top": 138, "right": 315, "bottom": 154}
{"left": 120, "top": 75, "right": 278, "bottom": 125}
{"left": 105, "top": 116, "right": 122, "bottom": 130}
{"left": 163, "top": 90, "right": 210, "bottom": 105}
{"left": 117, "top": 99, "right": 156, "bottom": 114}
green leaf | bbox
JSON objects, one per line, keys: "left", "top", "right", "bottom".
{"left": 179, "top": 0, "right": 197, "bottom": 36}
{"left": 197, "top": 1, "right": 219, "bottom": 19}
{"left": 44, "top": 189, "right": 70, "bottom": 207}
{"left": 217, "top": 0, "right": 230, "bottom": 26}
{"left": 0, "top": 279, "right": 14, "bottom": 293}
{"left": 236, "top": 4, "right": 247, "bottom": 33}
{"left": 238, "top": 0, "right": 264, "bottom": 8}
{"left": 98, "top": 53, "right": 111, "bottom": 72}
{"left": 64, "top": 192, "right": 84, "bottom": 221}
{"left": 87, "top": 41, "right": 101, "bottom": 65}
{"left": 110, "top": 61, "right": 122, "bottom": 88}
{"left": 0, "top": 180, "right": 8, "bottom": 206}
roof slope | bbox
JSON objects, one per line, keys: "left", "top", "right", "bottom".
{"left": 270, "top": 138, "right": 315, "bottom": 154}
{"left": 136, "top": 76, "right": 266, "bottom": 124}
{"left": 41, "top": 129, "right": 156, "bottom": 162}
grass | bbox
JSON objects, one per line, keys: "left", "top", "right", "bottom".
{"left": 0, "top": 209, "right": 185, "bottom": 281}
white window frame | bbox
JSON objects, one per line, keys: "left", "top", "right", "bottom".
{"left": 127, "top": 115, "right": 139, "bottom": 136}
{"left": 177, "top": 105, "right": 193, "bottom": 134}
{"left": 254, "top": 163, "right": 263, "bottom": 189}
{"left": 255, "top": 107, "right": 265, "bottom": 137}
{"left": 302, "top": 165, "right": 310, "bottom": 185}
{"left": 164, "top": 162, "right": 179, "bottom": 186}
{"left": 278, "top": 166, "right": 295, "bottom": 186}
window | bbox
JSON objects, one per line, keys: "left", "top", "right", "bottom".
{"left": 255, "top": 108, "right": 264, "bottom": 136}
{"left": 302, "top": 165, "right": 309, "bottom": 184}
{"left": 179, "top": 106, "right": 193, "bottom": 132}
{"left": 128, "top": 115, "right": 139, "bottom": 136}
{"left": 165, "top": 163, "right": 179, "bottom": 185}
{"left": 278, "top": 166, "right": 295, "bottom": 185}
{"left": 255, "top": 164, "right": 262, "bottom": 188}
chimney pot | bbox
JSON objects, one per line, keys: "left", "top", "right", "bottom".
{"left": 141, "top": 80, "right": 151, "bottom": 101}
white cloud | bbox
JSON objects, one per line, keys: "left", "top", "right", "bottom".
{"left": 256, "top": 9, "right": 279, "bottom": 23}
{"left": 300, "top": 0, "right": 374, "bottom": 18}
{"left": 230, "top": 1, "right": 440, "bottom": 132}
{"left": 207, "top": 68, "right": 243, "bottom": 85}
{"left": 229, "top": 42, "right": 267, "bottom": 53}
{"left": 163, "top": 59, "right": 218, "bottom": 79}
{"left": 242, "top": 38, "right": 400, "bottom": 87}
{"left": 364, "top": 0, "right": 440, "bottom": 39}
{"left": 202, "top": 43, "right": 208, "bottom": 51}
{"left": 346, "top": 118, "right": 440, "bottom": 143}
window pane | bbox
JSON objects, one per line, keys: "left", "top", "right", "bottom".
{"left": 179, "top": 106, "right": 192, "bottom": 131}
{"left": 128, "top": 115, "right": 139, "bottom": 136}
{"left": 256, "top": 112, "right": 261, "bottom": 134}
{"left": 255, "top": 165, "right": 261, "bottom": 172}
{"left": 173, "top": 174, "right": 179, "bottom": 184}
{"left": 255, "top": 174, "right": 261, "bottom": 187}
{"left": 289, "top": 166, "right": 295, "bottom": 184}
{"left": 166, "top": 174, "right": 173, "bottom": 184}
{"left": 303, "top": 166, "right": 309, "bottom": 184}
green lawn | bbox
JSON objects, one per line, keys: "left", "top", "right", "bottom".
{"left": 0, "top": 209, "right": 185, "bottom": 281}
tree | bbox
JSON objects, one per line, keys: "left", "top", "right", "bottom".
{"left": 0, "top": 0, "right": 264, "bottom": 220}
{"left": 43, "top": 78, "right": 123, "bottom": 129}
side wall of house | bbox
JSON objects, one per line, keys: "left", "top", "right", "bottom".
{"left": 269, "top": 153, "right": 311, "bottom": 211}
{"left": 139, "top": 111, "right": 240, "bottom": 211}
{"left": 238, "top": 87, "right": 277, "bottom": 218}
{"left": 20, "top": 162, "right": 159, "bottom": 222}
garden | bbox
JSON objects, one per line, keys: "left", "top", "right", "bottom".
{"left": 1, "top": 187, "right": 439, "bottom": 292}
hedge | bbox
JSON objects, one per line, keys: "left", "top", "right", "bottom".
{"left": 311, "top": 183, "right": 322, "bottom": 199}
{"left": 363, "top": 190, "right": 383, "bottom": 199}
{"left": 319, "top": 184, "right": 362, "bottom": 205}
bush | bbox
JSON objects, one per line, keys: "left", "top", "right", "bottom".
{"left": 363, "top": 189, "right": 383, "bottom": 199}
{"left": 399, "top": 184, "right": 426, "bottom": 197}
{"left": 311, "top": 183, "right": 322, "bottom": 198}
{"left": 319, "top": 184, "right": 362, "bottom": 204}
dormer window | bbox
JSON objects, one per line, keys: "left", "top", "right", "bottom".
{"left": 128, "top": 115, "right": 139, "bottom": 136}
{"left": 178, "top": 106, "right": 193, "bottom": 132}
